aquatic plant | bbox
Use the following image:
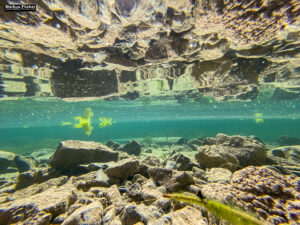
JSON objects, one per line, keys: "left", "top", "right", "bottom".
{"left": 99, "top": 117, "right": 113, "bottom": 128}
{"left": 163, "top": 192, "right": 265, "bottom": 225}
{"left": 73, "top": 107, "right": 93, "bottom": 136}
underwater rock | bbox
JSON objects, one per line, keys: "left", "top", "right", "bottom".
{"left": 142, "top": 156, "right": 161, "bottom": 167}
{"left": 15, "top": 168, "right": 61, "bottom": 190}
{"left": 148, "top": 167, "right": 173, "bottom": 187}
{"left": 195, "top": 145, "right": 239, "bottom": 171}
{"left": 218, "top": 134, "right": 266, "bottom": 167}
{"left": 276, "top": 136, "right": 300, "bottom": 146}
{"left": 0, "top": 183, "right": 77, "bottom": 225}
{"left": 269, "top": 146, "right": 300, "bottom": 176}
{"left": 205, "top": 168, "right": 232, "bottom": 183}
{"left": 139, "top": 156, "right": 161, "bottom": 178}
{"left": 187, "top": 138, "right": 204, "bottom": 151}
{"left": 271, "top": 149, "right": 286, "bottom": 158}
{"left": 119, "top": 204, "right": 148, "bottom": 225}
{"left": 49, "top": 140, "right": 119, "bottom": 171}
{"left": 148, "top": 167, "right": 194, "bottom": 192}
{"left": 202, "top": 166, "right": 300, "bottom": 224}
{"left": 106, "top": 141, "right": 122, "bottom": 151}
{"left": 105, "top": 158, "right": 140, "bottom": 180}
{"left": 145, "top": 148, "right": 152, "bottom": 153}
{"left": 165, "top": 153, "right": 195, "bottom": 171}
{"left": 156, "top": 206, "right": 207, "bottom": 225}
{"left": 126, "top": 183, "right": 142, "bottom": 201}
{"left": 165, "top": 171, "right": 195, "bottom": 192}
{"left": 176, "top": 138, "right": 189, "bottom": 145}
{"left": 192, "top": 167, "right": 206, "bottom": 181}
{"left": 61, "top": 201, "right": 103, "bottom": 225}
{"left": 14, "top": 155, "right": 36, "bottom": 173}
{"left": 72, "top": 169, "right": 120, "bottom": 191}
{"left": 121, "top": 140, "right": 142, "bottom": 156}
{"left": 188, "top": 138, "right": 204, "bottom": 146}
{"left": 202, "top": 137, "right": 216, "bottom": 145}
{"left": 197, "top": 134, "right": 266, "bottom": 170}
{"left": 0, "top": 150, "right": 16, "bottom": 172}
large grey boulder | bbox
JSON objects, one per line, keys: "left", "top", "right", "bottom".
{"left": 49, "top": 140, "right": 118, "bottom": 170}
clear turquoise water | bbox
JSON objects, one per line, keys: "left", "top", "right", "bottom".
{"left": 0, "top": 96, "right": 299, "bottom": 154}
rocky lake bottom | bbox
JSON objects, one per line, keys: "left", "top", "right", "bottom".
{"left": 0, "top": 133, "right": 299, "bottom": 225}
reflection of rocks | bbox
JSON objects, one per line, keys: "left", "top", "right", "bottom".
{"left": 196, "top": 134, "right": 266, "bottom": 171}
{"left": 276, "top": 136, "right": 300, "bottom": 146}
{"left": 1, "top": 1, "right": 299, "bottom": 101}
{"left": 49, "top": 140, "right": 119, "bottom": 171}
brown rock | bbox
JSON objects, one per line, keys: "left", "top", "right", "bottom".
{"left": 105, "top": 158, "right": 139, "bottom": 180}
{"left": 157, "top": 206, "right": 207, "bottom": 225}
{"left": 195, "top": 145, "right": 239, "bottom": 171}
{"left": 62, "top": 201, "right": 103, "bottom": 225}
{"left": 206, "top": 168, "right": 232, "bottom": 183}
{"left": 0, "top": 183, "right": 77, "bottom": 225}
{"left": 196, "top": 134, "right": 266, "bottom": 170}
{"left": 49, "top": 140, "right": 118, "bottom": 170}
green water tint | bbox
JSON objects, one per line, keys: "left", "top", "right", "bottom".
{"left": 0, "top": 97, "right": 299, "bottom": 154}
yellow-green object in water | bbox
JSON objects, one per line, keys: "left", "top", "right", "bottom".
{"left": 255, "top": 118, "right": 264, "bottom": 123}
{"left": 254, "top": 113, "right": 264, "bottom": 124}
{"left": 73, "top": 108, "right": 93, "bottom": 136}
{"left": 62, "top": 121, "right": 72, "bottom": 126}
{"left": 254, "top": 113, "right": 263, "bottom": 117}
{"left": 163, "top": 193, "right": 265, "bottom": 225}
{"left": 99, "top": 117, "right": 114, "bottom": 128}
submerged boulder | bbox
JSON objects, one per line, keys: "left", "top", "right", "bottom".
{"left": 195, "top": 145, "right": 239, "bottom": 171}
{"left": 0, "top": 150, "right": 16, "bottom": 172}
{"left": 148, "top": 167, "right": 194, "bottom": 192}
{"left": 121, "top": 140, "right": 142, "bottom": 156}
{"left": 276, "top": 136, "right": 300, "bottom": 146}
{"left": 0, "top": 183, "right": 77, "bottom": 225}
{"left": 196, "top": 134, "right": 266, "bottom": 170}
{"left": 201, "top": 166, "right": 299, "bottom": 225}
{"left": 105, "top": 158, "right": 140, "bottom": 180}
{"left": 49, "top": 140, "right": 118, "bottom": 171}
